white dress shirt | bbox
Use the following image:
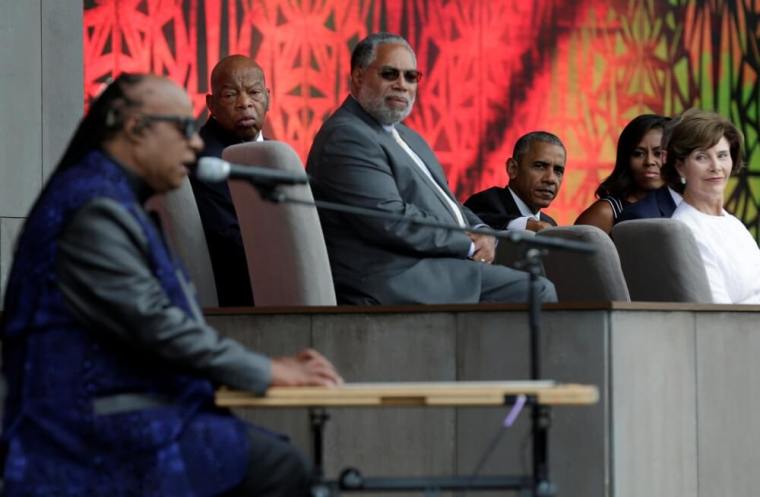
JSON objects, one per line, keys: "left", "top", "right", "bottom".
{"left": 506, "top": 187, "right": 541, "bottom": 230}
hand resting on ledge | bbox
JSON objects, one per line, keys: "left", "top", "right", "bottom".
{"left": 271, "top": 348, "right": 344, "bottom": 387}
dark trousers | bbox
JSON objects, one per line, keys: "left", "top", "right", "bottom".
{"left": 221, "top": 427, "right": 312, "bottom": 497}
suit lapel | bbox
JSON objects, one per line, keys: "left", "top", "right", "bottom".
{"left": 504, "top": 187, "right": 557, "bottom": 226}
{"left": 342, "top": 97, "right": 463, "bottom": 225}
{"left": 389, "top": 126, "right": 463, "bottom": 225}
{"left": 501, "top": 188, "right": 520, "bottom": 215}
{"left": 397, "top": 126, "right": 451, "bottom": 191}
{"left": 539, "top": 212, "right": 557, "bottom": 226}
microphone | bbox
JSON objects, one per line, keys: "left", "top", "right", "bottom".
{"left": 195, "top": 157, "right": 308, "bottom": 186}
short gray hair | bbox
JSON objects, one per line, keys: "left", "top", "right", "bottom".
{"left": 351, "top": 32, "right": 415, "bottom": 71}
{"left": 513, "top": 131, "right": 565, "bottom": 162}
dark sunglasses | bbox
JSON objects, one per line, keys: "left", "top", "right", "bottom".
{"left": 377, "top": 66, "right": 423, "bottom": 84}
{"left": 138, "top": 114, "right": 197, "bottom": 139}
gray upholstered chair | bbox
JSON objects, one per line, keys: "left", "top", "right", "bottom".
{"left": 612, "top": 218, "right": 712, "bottom": 302}
{"left": 146, "top": 178, "right": 219, "bottom": 307}
{"left": 493, "top": 229, "right": 536, "bottom": 269}
{"left": 223, "top": 140, "right": 337, "bottom": 306}
{"left": 536, "top": 225, "right": 630, "bottom": 301}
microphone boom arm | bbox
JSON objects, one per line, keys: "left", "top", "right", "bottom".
{"left": 253, "top": 184, "right": 595, "bottom": 255}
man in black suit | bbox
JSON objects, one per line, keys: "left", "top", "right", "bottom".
{"left": 464, "top": 132, "right": 566, "bottom": 232}
{"left": 189, "top": 55, "right": 271, "bottom": 306}
{"left": 618, "top": 185, "right": 681, "bottom": 222}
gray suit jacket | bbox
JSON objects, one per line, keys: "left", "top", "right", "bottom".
{"left": 306, "top": 96, "right": 487, "bottom": 304}
{"left": 58, "top": 197, "right": 272, "bottom": 394}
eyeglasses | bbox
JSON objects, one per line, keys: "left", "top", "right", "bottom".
{"left": 376, "top": 66, "right": 423, "bottom": 84}
{"left": 138, "top": 114, "right": 197, "bottom": 139}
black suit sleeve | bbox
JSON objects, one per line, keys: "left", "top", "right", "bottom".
{"left": 463, "top": 189, "right": 518, "bottom": 229}
{"left": 187, "top": 177, "right": 254, "bottom": 306}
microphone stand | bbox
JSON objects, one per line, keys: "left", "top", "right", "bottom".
{"left": 235, "top": 180, "right": 595, "bottom": 497}
{"left": 521, "top": 246, "right": 554, "bottom": 496}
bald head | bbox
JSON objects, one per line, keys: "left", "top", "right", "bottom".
{"left": 210, "top": 56, "right": 264, "bottom": 92}
{"left": 207, "top": 55, "right": 270, "bottom": 140}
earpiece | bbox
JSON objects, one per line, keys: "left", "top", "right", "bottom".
{"left": 104, "top": 107, "right": 123, "bottom": 130}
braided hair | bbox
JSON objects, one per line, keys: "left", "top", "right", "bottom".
{"left": 55, "top": 73, "right": 146, "bottom": 171}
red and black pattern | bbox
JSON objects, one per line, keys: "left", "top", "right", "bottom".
{"left": 84, "top": 0, "right": 760, "bottom": 231}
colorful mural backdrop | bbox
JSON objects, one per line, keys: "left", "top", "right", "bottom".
{"left": 84, "top": 0, "right": 760, "bottom": 233}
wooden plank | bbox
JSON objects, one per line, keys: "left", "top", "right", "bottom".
{"left": 216, "top": 381, "right": 599, "bottom": 407}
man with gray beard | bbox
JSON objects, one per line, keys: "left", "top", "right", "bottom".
{"left": 306, "top": 33, "right": 556, "bottom": 305}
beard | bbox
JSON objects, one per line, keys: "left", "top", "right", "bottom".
{"left": 357, "top": 86, "right": 415, "bottom": 126}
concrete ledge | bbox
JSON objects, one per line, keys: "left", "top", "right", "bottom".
{"left": 206, "top": 302, "right": 760, "bottom": 497}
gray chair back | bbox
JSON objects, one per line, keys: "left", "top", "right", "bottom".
{"left": 612, "top": 218, "right": 712, "bottom": 302}
{"left": 537, "top": 225, "right": 630, "bottom": 301}
{"left": 146, "top": 177, "right": 219, "bottom": 307}
{"left": 493, "top": 229, "right": 535, "bottom": 268}
{"left": 223, "top": 141, "right": 337, "bottom": 306}
{"left": 492, "top": 229, "right": 549, "bottom": 277}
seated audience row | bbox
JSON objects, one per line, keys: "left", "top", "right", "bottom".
{"left": 190, "top": 47, "right": 556, "bottom": 308}
{"left": 189, "top": 35, "right": 757, "bottom": 307}
{"left": 467, "top": 109, "right": 758, "bottom": 304}
{"left": 571, "top": 109, "right": 758, "bottom": 303}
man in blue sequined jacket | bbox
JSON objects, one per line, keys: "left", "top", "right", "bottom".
{"left": 0, "top": 73, "right": 341, "bottom": 497}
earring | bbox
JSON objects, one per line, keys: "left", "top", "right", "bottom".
{"left": 680, "top": 176, "right": 686, "bottom": 185}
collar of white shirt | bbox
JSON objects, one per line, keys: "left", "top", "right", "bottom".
{"left": 667, "top": 186, "right": 683, "bottom": 206}
{"left": 508, "top": 187, "right": 541, "bottom": 220}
